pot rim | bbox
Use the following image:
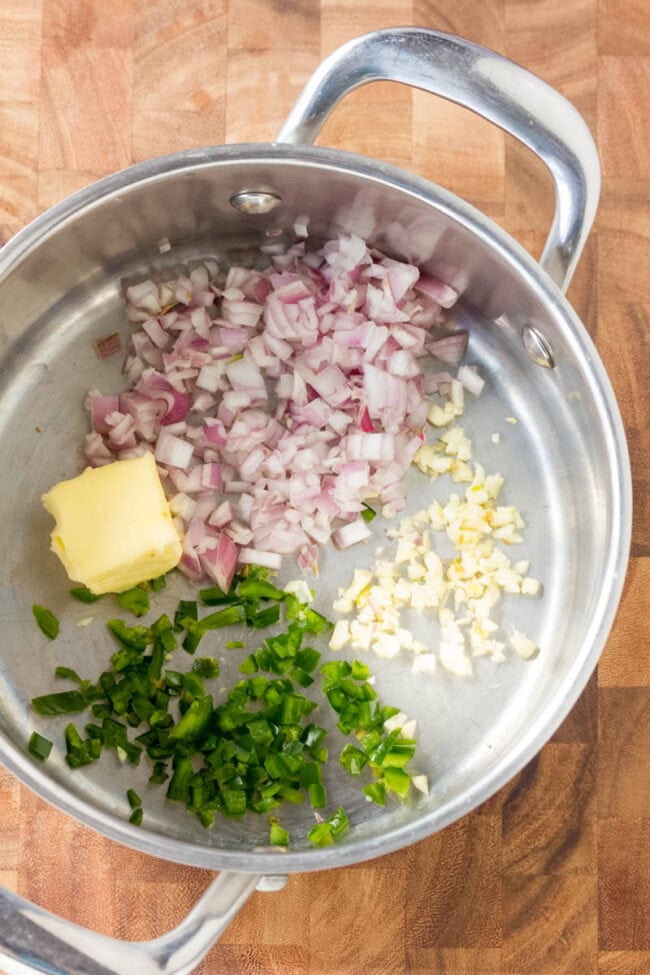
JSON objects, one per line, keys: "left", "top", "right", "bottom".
{"left": 0, "top": 142, "right": 632, "bottom": 873}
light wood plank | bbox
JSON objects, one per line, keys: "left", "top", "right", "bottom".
{"left": 39, "top": 44, "right": 132, "bottom": 172}
{"left": 225, "top": 49, "right": 320, "bottom": 143}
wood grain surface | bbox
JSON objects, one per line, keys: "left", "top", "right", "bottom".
{"left": 1, "top": 1, "right": 649, "bottom": 973}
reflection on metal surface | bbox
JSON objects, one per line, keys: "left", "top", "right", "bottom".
{"left": 230, "top": 189, "right": 282, "bottom": 214}
{"left": 256, "top": 875, "right": 289, "bottom": 892}
{"left": 522, "top": 323, "right": 556, "bottom": 368}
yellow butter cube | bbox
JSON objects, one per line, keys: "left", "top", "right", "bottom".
{"left": 42, "top": 453, "right": 182, "bottom": 594}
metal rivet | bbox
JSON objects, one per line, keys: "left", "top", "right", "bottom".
{"left": 522, "top": 324, "right": 556, "bottom": 368}
{"left": 230, "top": 189, "right": 282, "bottom": 215}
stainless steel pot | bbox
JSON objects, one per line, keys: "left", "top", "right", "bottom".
{"left": 0, "top": 28, "right": 631, "bottom": 975}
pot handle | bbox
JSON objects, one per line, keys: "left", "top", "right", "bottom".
{"left": 276, "top": 27, "right": 600, "bottom": 293}
{"left": 0, "top": 871, "right": 264, "bottom": 975}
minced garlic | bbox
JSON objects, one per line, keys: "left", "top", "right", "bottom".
{"left": 330, "top": 403, "right": 541, "bottom": 675}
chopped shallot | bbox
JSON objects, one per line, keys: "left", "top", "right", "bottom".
{"left": 333, "top": 520, "right": 373, "bottom": 549}
{"left": 86, "top": 241, "right": 466, "bottom": 583}
{"left": 94, "top": 333, "right": 122, "bottom": 360}
{"left": 425, "top": 332, "right": 468, "bottom": 366}
{"left": 457, "top": 365, "right": 485, "bottom": 398}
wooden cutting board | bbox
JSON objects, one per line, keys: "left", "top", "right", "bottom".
{"left": 1, "top": 1, "right": 649, "bottom": 972}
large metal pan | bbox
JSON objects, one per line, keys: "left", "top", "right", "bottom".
{"left": 0, "top": 28, "right": 631, "bottom": 975}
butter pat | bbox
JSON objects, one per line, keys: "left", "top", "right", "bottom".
{"left": 42, "top": 453, "right": 182, "bottom": 594}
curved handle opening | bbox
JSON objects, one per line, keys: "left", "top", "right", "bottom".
{"left": 0, "top": 872, "right": 262, "bottom": 975}
{"left": 277, "top": 28, "right": 600, "bottom": 293}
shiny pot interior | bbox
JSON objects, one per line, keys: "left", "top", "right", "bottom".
{"left": 0, "top": 145, "right": 630, "bottom": 872}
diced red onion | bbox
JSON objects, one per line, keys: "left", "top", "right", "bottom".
{"left": 178, "top": 542, "right": 203, "bottom": 582}
{"left": 222, "top": 390, "right": 252, "bottom": 416}
{"left": 239, "top": 446, "right": 267, "bottom": 481}
{"left": 170, "top": 492, "right": 196, "bottom": 521}
{"left": 383, "top": 258, "right": 419, "bottom": 303}
{"left": 346, "top": 432, "right": 395, "bottom": 462}
{"left": 225, "top": 522, "right": 254, "bottom": 545}
{"left": 124, "top": 354, "right": 145, "bottom": 384}
{"left": 387, "top": 350, "right": 421, "bottom": 379}
{"left": 192, "top": 391, "right": 216, "bottom": 412}
{"left": 222, "top": 298, "right": 263, "bottom": 328}
{"left": 293, "top": 215, "right": 309, "bottom": 238}
{"left": 208, "top": 500, "right": 234, "bottom": 528}
{"left": 91, "top": 234, "right": 466, "bottom": 582}
{"left": 425, "top": 332, "right": 468, "bottom": 366}
{"left": 155, "top": 431, "right": 194, "bottom": 469}
{"left": 142, "top": 318, "right": 169, "bottom": 349}
{"left": 225, "top": 359, "right": 267, "bottom": 400}
{"left": 415, "top": 274, "right": 459, "bottom": 308}
{"left": 239, "top": 548, "right": 283, "bottom": 570}
{"left": 225, "top": 480, "right": 253, "bottom": 493}
{"left": 126, "top": 281, "right": 161, "bottom": 315}
{"left": 406, "top": 400, "right": 430, "bottom": 429}
{"left": 159, "top": 391, "right": 191, "bottom": 426}
{"left": 88, "top": 394, "right": 120, "bottom": 434}
{"left": 85, "top": 432, "right": 115, "bottom": 467}
{"left": 94, "top": 333, "right": 122, "bottom": 360}
{"left": 199, "top": 533, "right": 238, "bottom": 591}
{"left": 422, "top": 371, "right": 455, "bottom": 394}
{"left": 457, "top": 364, "right": 485, "bottom": 397}
{"left": 333, "top": 519, "right": 372, "bottom": 549}
{"left": 220, "top": 327, "right": 249, "bottom": 350}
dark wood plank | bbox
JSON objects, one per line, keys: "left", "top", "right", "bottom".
{"left": 502, "top": 874, "right": 598, "bottom": 973}
{"left": 599, "top": 818, "right": 650, "bottom": 951}
{"left": 309, "top": 864, "right": 407, "bottom": 974}
{"left": 599, "top": 560, "right": 650, "bottom": 687}
{"left": 502, "top": 743, "right": 597, "bottom": 876}
{"left": 599, "top": 688, "right": 650, "bottom": 818}
{"left": 594, "top": 298, "right": 650, "bottom": 555}
{"left": 405, "top": 815, "right": 502, "bottom": 948}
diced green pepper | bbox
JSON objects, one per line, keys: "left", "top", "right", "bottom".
{"left": 269, "top": 818, "right": 289, "bottom": 846}
{"left": 383, "top": 767, "right": 411, "bottom": 798}
{"left": 339, "top": 744, "right": 368, "bottom": 776}
{"left": 168, "top": 697, "right": 213, "bottom": 743}
{"left": 28, "top": 731, "right": 53, "bottom": 761}
{"left": 69, "top": 586, "right": 101, "bottom": 604}
{"left": 32, "top": 605, "right": 59, "bottom": 640}
{"left": 126, "top": 788, "right": 142, "bottom": 809}
{"left": 32, "top": 691, "right": 88, "bottom": 716}
{"left": 116, "top": 587, "right": 150, "bottom": 618}
{"left": 363, "top": 782, "right": 386, "bottom": 805}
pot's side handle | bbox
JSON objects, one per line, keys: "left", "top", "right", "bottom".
{"left": 276, "top": 28, "right": 600, "bottom": 294}
{"left": 0, "top": 871, "right": 261, "bottom": 975}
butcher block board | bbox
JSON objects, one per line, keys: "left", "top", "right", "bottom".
{"left": 1, "top": 0, "right": 649, "bottom": 973}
